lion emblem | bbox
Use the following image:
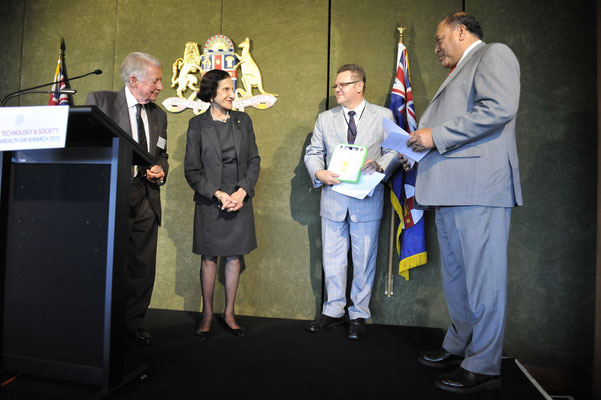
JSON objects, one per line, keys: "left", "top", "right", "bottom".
{"left": 171, "top": 42, "right": 203, "bottom": 100}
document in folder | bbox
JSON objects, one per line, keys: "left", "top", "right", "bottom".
{"left": 381, "top": 118, "right": 429, "bottom": 162}
{"left": 327, "top": 144, "right": 368, "bottom": 183}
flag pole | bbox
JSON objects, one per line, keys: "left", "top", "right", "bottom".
{"left": 386, "top": 24, "right": 406, "bottom": 298}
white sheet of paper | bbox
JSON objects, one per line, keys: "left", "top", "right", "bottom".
{"left": 332, "top": 171, "right": 385, "bottom": 200}
{"left": 381, "top": 118, "right": 429, "bottom": 162}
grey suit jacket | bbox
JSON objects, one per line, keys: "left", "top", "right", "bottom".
{"left": 305, "top": 101, "right": 399, "bottom": 222}
{"left": 85, "top": 87, "right": 169, "bottom": 224}
{"left": 184, "top": 110, "right": 260, "bottom": 203}
{"left": 416, "top": 42, "right": 522, "bottom": 208}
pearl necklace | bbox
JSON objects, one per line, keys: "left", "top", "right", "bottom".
{"left": 210, "top": 107, "right": 230, "bottom": 123}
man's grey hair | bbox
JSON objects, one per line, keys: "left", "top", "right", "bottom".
{"left": 120, "top": 52, "right": 162, "bottom": 85}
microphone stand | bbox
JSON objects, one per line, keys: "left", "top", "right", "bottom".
{"left": 1, "top": 89, "right": 78, "bottom": 107}
{"left": 0, "top": 69, "right": 101, "bottom": 107}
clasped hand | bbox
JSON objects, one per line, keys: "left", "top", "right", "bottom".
{"left": 217, "top": 188, "right": 247, "bottom": 212}
{"left": 146, "top": 165, "right": 165, "bottom": 184}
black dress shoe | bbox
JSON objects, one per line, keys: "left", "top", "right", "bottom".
{"left": 305, "top": 314, "right": 343, "bottom": 332}
{"left": 435, "top": 367, "right": 501, "bottom": 394}
{"left": 346, "top": 318, "right": 366, "bottom": 340}
{"left": 129, "top": 329, "right": 154, "bottom": 345}
{"left": 418, "top": 347, "right": 463, "bottom": 368}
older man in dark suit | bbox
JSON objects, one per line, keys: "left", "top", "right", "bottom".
{"left": 86, "top": 52, "right": 169, "bottom": 345}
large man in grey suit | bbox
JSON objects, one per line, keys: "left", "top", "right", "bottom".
{"left": 86, "top": 52, "right": 169, "bottom": 345}
{"left": 404, "top": 13, "right": 521, "bottom": 393}
{"left": 305, "top": 64, "right": 399, "bottom": 340}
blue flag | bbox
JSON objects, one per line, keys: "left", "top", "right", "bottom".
{"left": 388, "top": 42, "right": 427, "bottom": 280}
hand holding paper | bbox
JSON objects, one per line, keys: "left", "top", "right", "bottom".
{"left": 332, "top": 171, "right": 385, "bottom": 200}
{"left": 381, "top": 118, "right": 430, "bottom": 162}
{"left": 316, "top": 169, "right": 341, "bottom": 185}
{"left": 407, "top": 128, "right": 434, "bottom": 152}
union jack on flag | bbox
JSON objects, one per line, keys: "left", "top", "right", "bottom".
{"left": 388, "top": 42, "right": 427, "bottom": 280}
{"left": 49, "top": 39, "right": 70, "bottom": 106}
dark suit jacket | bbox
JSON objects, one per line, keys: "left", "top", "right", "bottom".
{"left": 85, "top": 87, "right": 169, "bottom": 225}
{"left": 184, "top": 110, "right": 260, "bottom": 202}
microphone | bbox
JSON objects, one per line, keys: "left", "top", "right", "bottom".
{"left": 1, "top": 89, "right": 78, "bottom": 107}
{"left": 0, "top": 69, "right": 102, "bottom": 107}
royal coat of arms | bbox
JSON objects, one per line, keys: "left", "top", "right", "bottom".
{"left": 163, "top": 35, "right": 277, "bottom": 114}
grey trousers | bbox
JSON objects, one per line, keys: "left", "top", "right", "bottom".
{"left": 435, "top": 206, "right": 511, "bottom": 375}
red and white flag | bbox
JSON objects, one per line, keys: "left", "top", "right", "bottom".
{"left": 49, "top": 39, "right": 70, "bottom": 106}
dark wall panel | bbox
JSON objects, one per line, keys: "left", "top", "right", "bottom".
{"left": 219, "top": 0, "right": 330, "bottom": 318}
{"left": 112, "top": 0, "right": 224, "bottom": 314}
{"left": 330, "top": 0, "right": 462, "bottom": 329}
{"left": 0, "top": 0, "right": 25, "bottom": 104}
{"left": 18, "top": 0, "right": 118, "bottom": 106}
{"left": 468, "top": 0, "right": 597, "bottom": 393}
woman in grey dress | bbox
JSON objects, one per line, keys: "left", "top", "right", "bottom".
{"left": 184, "top": 69, "right": 260, "bottom": 339}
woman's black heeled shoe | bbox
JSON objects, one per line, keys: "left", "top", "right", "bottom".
{"left": 221, "top": 314, "right": 246, "bottom": 337}
{"left": 195, "top": 328, "right": 211, "bottom": 339}
{"left": 195, "top": 320, "right": 213, "bottom": 340}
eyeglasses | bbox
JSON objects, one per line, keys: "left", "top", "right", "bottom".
{"left": 331, "top": 80, "right": 360, "bottom": 90}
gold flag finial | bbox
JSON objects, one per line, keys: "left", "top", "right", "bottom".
{"left": 397, "top": 25, "right": 406, "bottom": 44}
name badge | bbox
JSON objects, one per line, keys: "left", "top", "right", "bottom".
{"left": 157, "top": 136, "right": 166, "bottom": 149}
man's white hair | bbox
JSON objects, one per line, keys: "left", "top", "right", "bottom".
{"left": 120, "top": 52, "right": 162, "bottom": 85}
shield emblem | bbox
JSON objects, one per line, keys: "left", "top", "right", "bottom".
{"left": 201, "top": 35, "right": 238, "bottom": 91}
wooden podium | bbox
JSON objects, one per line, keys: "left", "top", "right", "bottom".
{"left": 0, "top": 106, "right": 153, "bottom": 393}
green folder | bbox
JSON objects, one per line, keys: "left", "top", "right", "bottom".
{"left": 327, "top": 144, "right": 368, "bottom": 183}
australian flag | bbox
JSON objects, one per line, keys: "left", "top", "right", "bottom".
{"left": 388, "top": 42, "right": 427, "bottom": 280}
{"left": 49, "top": 38, "right": 70, "bottom": 106}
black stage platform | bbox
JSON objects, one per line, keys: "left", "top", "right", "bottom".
{"left": 1, "top": 309, "right": 550, "bottom": 399}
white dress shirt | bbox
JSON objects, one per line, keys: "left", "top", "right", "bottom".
{"left": 457, "top": 39, "right": 483, "bottom": 67}
{"left": 125, "top": 86, "right": 150, "bottom": 151}
{"left": 342, "top": 98, "right": 366, "bottom": 131}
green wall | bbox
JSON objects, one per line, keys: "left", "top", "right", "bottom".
{"left": 0, "top": 0, "right": 596, "bottom": 396}
{"left": 468, "top": 1, "right": 597, "bottom": 393}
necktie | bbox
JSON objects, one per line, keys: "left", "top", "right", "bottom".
{"left": 347, "top": 110, "right": 357, "bottom": 144}
{"left": 135, "top": 103, "right": 148, "bottom": 152}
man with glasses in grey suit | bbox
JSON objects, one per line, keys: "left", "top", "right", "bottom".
{"left": 305, "top": 64, "right": 399, "bottom": 340}
{"left": 402, "top": 12, "right": 522, "bottom": 394}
